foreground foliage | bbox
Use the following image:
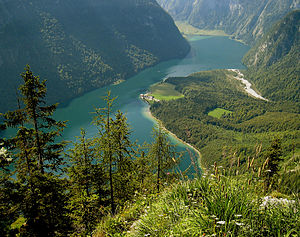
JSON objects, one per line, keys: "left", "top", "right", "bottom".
{"left": 95, "top": 172, "right": 299, "bottom": 237}
{"left": 0, "top": 67, "right": 181, "bottom": 236}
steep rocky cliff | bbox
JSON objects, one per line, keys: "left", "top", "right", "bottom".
{"left": 157, "top": 0, "right": 299, "bottom": 44}
{"left": 0, "top": 0, "right": 190, "bottom": 112}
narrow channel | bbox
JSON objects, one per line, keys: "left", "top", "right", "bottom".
{"left": 52, "top": 36, "right": 250, "bottom": 174}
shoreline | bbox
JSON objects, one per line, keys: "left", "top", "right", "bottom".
{"left": 142, "top": 105, "right": 202, "bottom": 167}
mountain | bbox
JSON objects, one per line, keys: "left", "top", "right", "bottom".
{"left": 0, "top": 0, "right": 190, "bottom": 112}
{"left": 157, "top": 0, "right": 300, "bottom": 44}
{"left": 243, "top": 10, "right": 300, "bottom": 102}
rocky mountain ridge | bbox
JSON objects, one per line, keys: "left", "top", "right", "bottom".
{"left": 157, "top": 0, "right": 300, "bottom": 44}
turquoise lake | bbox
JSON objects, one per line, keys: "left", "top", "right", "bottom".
{"left": 53, "top": 36, "right": 250, "bottom": 173}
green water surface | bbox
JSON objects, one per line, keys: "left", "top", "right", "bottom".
{"left": 53, "top": 36, "right": 250, "bottom": 173}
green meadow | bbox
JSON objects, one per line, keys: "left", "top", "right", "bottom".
{"left": 150, "top": 82, "right": 184, "bottom": 101}
{"left": 208, "top": 108, "right": 233, "bottom": 119}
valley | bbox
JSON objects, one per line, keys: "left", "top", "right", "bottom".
{"left": 53, "top": 36, "right": 249, "bottom": 173}
{"left": 1, "top": 1, "right": 299, "bottom": 236}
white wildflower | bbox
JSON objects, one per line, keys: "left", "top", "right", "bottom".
{"left": 234, "top": 214, "right": 242, "bottom": 218}
{"left": 216, "top": 221, "right": 226, "bottom": 225}
{"left": 260, "top": 196, "right": 296, "bottom": 208}
{"left": 0, "top": 147, "right": 7, "bottom": 156}
{"left": 235, "top": 222, "right": 244, "bottom": 226}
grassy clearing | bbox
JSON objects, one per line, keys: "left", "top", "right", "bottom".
{"left": 175, "top": 21, "right": 228, "bottom": 36}
{"left": 208, "top": 108, "right": 232, "bottom": 119}
{"left": 94, "top": 174, "right": 299, "bottom": 237}
{"left": 150, "top": 83, "right": 184, "bottom": 101}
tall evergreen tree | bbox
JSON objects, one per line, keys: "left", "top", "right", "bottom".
{"left": 149, "top": 126, "right": 179, "bottom": 193}
{"left": 263, "top": 138, "right": 283, "bottom": 192}
{"left": 66, "top": 129, "right": 106, "bottom": 235}
{"left": 0, "top": 65, "right": 70, "bottom": 236}
{"left": 93, "top": 92, "right": 137, "bottom": 214}
{"left": 111, "top": 111, "right": 136, "bottom": 204}
{"left": 93, "top": 91, "right": 117, "bottom": 214}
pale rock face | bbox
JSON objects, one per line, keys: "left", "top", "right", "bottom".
{"left": 157, "top": 0, "right": 300, "bottom": 44}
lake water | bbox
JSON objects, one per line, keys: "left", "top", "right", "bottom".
{"left": 53, "top": 36, "right": 249, "bottom": 174}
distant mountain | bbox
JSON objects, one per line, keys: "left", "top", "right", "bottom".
{"left": 0, "top": 0, "right": 190, "bottom": 112}
{"left": 157, "top": 0, "right": 299, "bottom": 44}
{"left": 243, "top": 10, "right": 300, "bottom": 102}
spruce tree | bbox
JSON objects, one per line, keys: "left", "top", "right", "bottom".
{"left": 263, "top": 138, "right": 283, "bottom": 192}
{"left": 0, "top": 139, "right": 20, "bottom": 236}
{"left": 67, "top": 129, "right": 106, "bottom": 235}
{"left": 93, "top": 91, "right": 117, "bottom": 214}
{"left": 93, "top": 92, "right": 136, "bottom": 214}
{"left": 149, "top": 126, "right": 179, "bottom": 193}
{"left": 111, "top": 111, "right": 136, "bottom": 204}
{"left": 0, "top": 65, "right": 70, "bottom": 236}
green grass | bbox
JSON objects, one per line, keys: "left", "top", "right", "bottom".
{"left": 94, "top": 175, "right": 299, "bottom": 237}
{"left": 175, "top": 21, "right": 228, "bottom": 36}
{"left": 150, "top": 83, "right": 184, "bottom": 101}
{"left": 208, "top": 108, "right": 232, "bottom": 119}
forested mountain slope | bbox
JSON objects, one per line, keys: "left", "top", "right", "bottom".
{"left": 0, "top": 0, "right": 190, "bottom": 112}
{"left": 157, "top": 0, "right": 299, "bottom": 44}
{"left": 150, "top": 70, "right": 300, "bottom": 169}
{"left": 243, "top": 10, "right": 300, "bottom": 102}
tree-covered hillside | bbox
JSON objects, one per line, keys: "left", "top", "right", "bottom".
{"left": 243, "top": 10, "right": 300, "bottom": 102}
{"left": 150, "top": 70, "right": 299, "bottom": 176}
{"left": 157, "top": 0, "right": 299, "bottom": 44}
{"left": 0, "top": 0, "right": 190, "bottom": 112}
{"left": 1, "top": 67, "right": 298, "bottom": 236}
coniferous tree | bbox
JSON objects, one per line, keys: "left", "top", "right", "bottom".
{"left": 67, "top": 129, "right": 106, "bottom": 235}
{"left": 263, "top": 138, "right": 283, "bottom": 192}
{"left": 0, "top": 65, "right": 70, "bottom": 236}
{"left": 93, "top": 91, "right": 117, "bottom": 214}
{"left": 111, "top": 111, "right": 136, "bottom": 204}
{"left": 149, "top": 126, "right": 179, "bottom": 193}
{"left": 134, "top": 145, "right": 154, "bottom": 193}
{"left": 93, "top": 92, "right": 137, "bottom": 214}
{"left": 0, "top": 140, "right": 20, "bottom": 236}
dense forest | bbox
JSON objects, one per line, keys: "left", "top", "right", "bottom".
{"left": 1, "top": 67, "right": 298, "bottom": 236}
{"left": 149, "top": 10, "right": 299, "bottom": 193}
{"left": 150, "top": 69, "right": 299, "bottom": 193}
{"left": 1, "top": 1, "right": 299, "bottom": 236}
{"left": 0, "top": 0, "right": 190, "bottom": 112}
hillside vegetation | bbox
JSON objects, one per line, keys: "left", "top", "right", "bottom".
{"left": 95, "top": 174, "right": 299, "bottom": 236}
{"left": 243, "top": 10, "right": 300, "bottom": 102}
{"left": 0, "top": 0, "right": 190, "bottom": 112}
{"left": 1, "top": 67, "right": 298, "bottom": 236}
{"left": 150, "top": 70, "right": 299, "bottom": 190}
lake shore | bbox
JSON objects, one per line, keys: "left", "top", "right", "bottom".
{"left": 142, "top": 105, "right": 203, "bottom": 169}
